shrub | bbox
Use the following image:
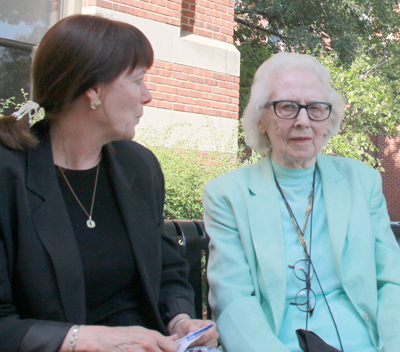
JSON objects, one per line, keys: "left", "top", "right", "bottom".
{"left": 135, "top": 121, "right": 257, "bottom": 220}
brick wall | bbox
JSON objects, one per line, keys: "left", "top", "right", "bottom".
{"left": 147, "top": 61, "right": 239, "bottom": 119}
{"left": 181, "top": 0, "right": 234, "bottom": 43}
{"left": 83, "top": 0, "right": 182, "bottom": 26}
{"left": 371, "top": 133, "right": 400, "bottom": 221}
{"left": 82, "top": 0, "right": 235, "bottom": 42}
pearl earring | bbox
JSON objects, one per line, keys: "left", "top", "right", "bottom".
{"left": 90, "top": 100, "right": 101, "bottom": 110}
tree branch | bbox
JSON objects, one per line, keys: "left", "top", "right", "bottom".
{"left": 234, "top": 16, "right": 288, "bottom": 40}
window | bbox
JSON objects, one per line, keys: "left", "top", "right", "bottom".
{"left": 0, "top": 0, "right": 60, "bottom": 115}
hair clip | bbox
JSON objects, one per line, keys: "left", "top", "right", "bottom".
{"left": 12, "top": 100, "right": 40, "bottom": 126}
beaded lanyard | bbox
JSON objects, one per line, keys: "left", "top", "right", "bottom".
{"left": 274, "top": 167, "right": 316, "bottom": 257}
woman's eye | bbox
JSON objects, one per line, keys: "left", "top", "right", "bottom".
{"left": 309, "top": 104, "right": 322, "bottom": 112}
{"left": 281, "top": 103, "right": 296, "bottom": 110}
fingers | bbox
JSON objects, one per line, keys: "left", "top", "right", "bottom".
{"left": 76, "top": 325, "right": 178, "bottom": 352}
{"left": 157, "top": 335, "right": 179, "bottom": 352}
{"left": 177, "top": 319, "right": 219, "bottom": 348}
{"left": 123, "top": 327, "right": 177, "bottom": 352}
{"left": 169, "top": 334, "right": 178, "bottom": 341}
{"left": 189, "top": 321, "right": 219, "bottom": 348}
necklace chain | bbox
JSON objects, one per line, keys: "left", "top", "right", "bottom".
{"left": 58, "top": 163, "right": 100, "bottom": 229}
{"left": 274, "top": 167, "right": 316, "bottom": 256}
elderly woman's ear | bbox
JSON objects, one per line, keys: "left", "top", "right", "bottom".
{"left": 258, "top": 119, "right": 268, "bottom": 134}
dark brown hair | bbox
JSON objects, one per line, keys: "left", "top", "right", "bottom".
{"left": 0, "top": 14, "right": 154, "bottom": 150}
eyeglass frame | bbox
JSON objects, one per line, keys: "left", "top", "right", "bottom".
{"left": 262, "top": 100, "right": 332, "bottom": 121}
{"left": 289, "top": 257, "right": 316, "bottom": 316}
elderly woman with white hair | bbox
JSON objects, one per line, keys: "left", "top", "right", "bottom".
{"left": 203, "top": 52, "right": 400, "bottom": 352}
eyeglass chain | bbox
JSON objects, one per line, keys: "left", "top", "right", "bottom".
{"left": 273, "top": 165, "right": 344, "bottom": 351}
{"left": 58, "top": 162, "right": 100, "bottom": 229}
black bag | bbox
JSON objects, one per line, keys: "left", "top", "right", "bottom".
{"left": 296, "top": 329, "right": 341, "bottom": 352}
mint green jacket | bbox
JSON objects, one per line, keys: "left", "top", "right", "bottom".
{"left": 203, "top": 154, "right": 400, "bottom": 352}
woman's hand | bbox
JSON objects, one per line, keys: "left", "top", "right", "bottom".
{"left": 172, "top": 318, "right": 219, "bottom": 348}
{"left": 60, "top": 325, "right": 179, "bottom": 352}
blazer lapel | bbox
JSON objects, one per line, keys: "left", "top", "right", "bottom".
{"left": 104, "top": 146, "right": 163, "bottom": 327}
{"left": 26, "top": 133, "right": 86, "bottom": 323}
{"left": 246, "top": 156, "right": 287, "bottom": 332}
{"left": 317, "top": 155, "right": 350, "bottom": 275}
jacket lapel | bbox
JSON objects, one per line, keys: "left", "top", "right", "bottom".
{"left": 26, "top": 132, "right": 86, "bottom": 323}
{"left": 246, "top": 156, "right": 287, "bottom": 332}
{"left": 316, "top": 154, "right": 350, "bottom": 278}
{"left": 104, "top": 146, "right": 164, "bottom": 329}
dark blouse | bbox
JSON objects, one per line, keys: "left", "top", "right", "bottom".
{"left": 56, "top": 158, "right": 148, "bottom": 327}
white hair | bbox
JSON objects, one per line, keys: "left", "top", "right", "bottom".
{"left": 242, "top": 52, "right": 344, "bottom": 153}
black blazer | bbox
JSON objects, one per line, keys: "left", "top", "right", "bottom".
{"left": 0, "top": 121, "right": 195, "bottom": 352}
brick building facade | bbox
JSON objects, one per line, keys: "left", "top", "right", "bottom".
{"left": 82, "top": 0, "right": 240, "bottom": 152}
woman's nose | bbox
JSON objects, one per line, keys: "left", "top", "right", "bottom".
{"left": 141, "top": 83, "right": 152, "bottom": 104}
{"left": 294, "top": 107, "right": 310, "bottom": 127}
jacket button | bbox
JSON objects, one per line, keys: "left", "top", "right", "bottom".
{"left": 364, "top": 314, "right": 370, "bottom": 322}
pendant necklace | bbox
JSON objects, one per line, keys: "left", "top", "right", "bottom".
{"left": 58, "top": 163, "right": 100, "bottom": 228}
{"left": 274, "top": 166, "right": 316, "bottom": 256}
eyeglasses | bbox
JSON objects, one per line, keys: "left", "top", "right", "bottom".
{"left": 262, "top": 100, "right": 332, "bottom": 121}
{"left": 289, "top": 257, "right": 316, "bottom": 316}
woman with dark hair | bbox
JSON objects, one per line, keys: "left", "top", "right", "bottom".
{"left": 203, "top": 52, "right": 400, "bottom": 352}
{"left": 0, "top": 14, "right": 218, "bottom": 352}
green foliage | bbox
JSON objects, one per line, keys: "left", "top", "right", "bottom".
{"left": 136, "top": 123, "right": 244, "bottom": 220}
{"left": 0, "top": 96, "right": 17, "bottom": 117}
{"left": 323, "top": 131, "right": 383, "bottom": 171}
{"left": 234, "top": 0, "right": 400, "bottom": 64}
{"left": 0, "top": 89, "right": 28, "bottom": 117}
{"left": 320, "top": 50, "right": 400, "bottom": 136}
{"left": 317, "top": 48, "right": 400, "bottom": 168}
{"left": 157, "top": 147, "right": 237, "bottom": 220}
{"left": 136, "top": 120, "right": 264, "bottom": 220}
{"left": 238, "top": 42, "right": 273, "bottom": 114}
